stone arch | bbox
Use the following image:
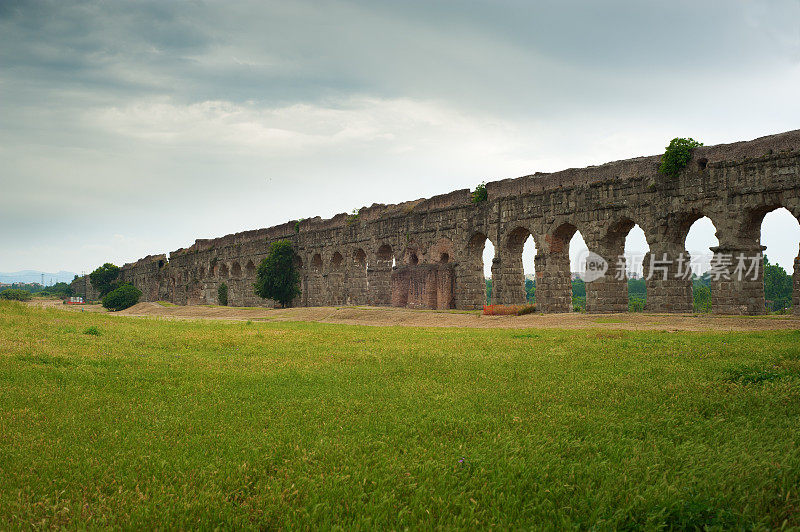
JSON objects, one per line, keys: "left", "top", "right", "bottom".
{"left": 218, "top": 263, "right": 229, "bottom": 278}
{"left": 377, "top": 244, "right": 394, "bottom": 264}
{"left": 460, "top": 232, "right": 495, "bottom": 308}
{"left": 402, "top": 246, "right": 420, "bottom": 266}
{"left": 429, "top": 238, "right": 454, "bottom": 265}
{"left": 535, "top": 222, "right": 587, "bottom": 313}
{"left": 311, "top": 253, "right": 323, "bottom": 271}
{"left": 353, "top": 248, "right": 367, "bottom": 266}
{"left": 369, "top": 244, "right": 395, "bottom": 306}
{"left": 494, "top": 226, "right": 540, "bottom": 306}
{"left": 590, "top": 217, "right": 652, "bottom": 313}
{"left": 755, "top": 207, "right": 800, "bottom": 312}
{"left": 331, "top": 251, "right": 344, "bottom": 270}
{"left": 231, "top": 262, "right": 242, "bottom": 278}
{"left": 245, "top": 260, "right": 256, "bottom": 277}
{"left": 348, "top": 248, "right": 368, "bottom": 305}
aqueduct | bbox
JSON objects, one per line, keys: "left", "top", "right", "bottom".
{"left": 73, "top": 129, "right": 800, "bottom": 315}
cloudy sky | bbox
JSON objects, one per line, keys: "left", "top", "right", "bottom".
{"left": 2, "top": 0, "right": 799, "bottom": 277}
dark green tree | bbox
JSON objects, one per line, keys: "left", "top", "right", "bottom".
{"left": 763, "top": 255, "right": 793, "bottom": 311}
{"left": 524, "top": 278, "right": 535, "bottom": 303}
{"left": 218, "top": 282, "right": 229, "bottom": 306}
{"left": 90, "top": 263, "right": 121, "bottom": 297}
{"left": 0, "top": 288, "right": 32, "bottom": 301}
{"left": 254, "top": 240, "right": 301, "bottom": 307}
{"left": 693, "top": 278, "right": 712, "bottom": 313}
{"left": 101, "top": 283, "right": 141, "bottom": 311}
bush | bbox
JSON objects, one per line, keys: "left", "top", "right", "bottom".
{"left": 83, "top": 326, "right": 101, "bottom": 336}
{"left": 471, "top": 182, "right": 488, "bottom": 204}
{"left": 101, "top": 283, "right": 142, "bottom": 311}
{"left": 254, "top": 240, "right": 301, "bottom": 307}
{"left": 0, "top": 288, "right": 32, "bottom": 301}
{"left": 90, "top": 263, "right": 121, "bottom": 297}
{"left": 659, "top": 137, "right": 703, "bottom": 177}
{"left": 218, "top": 282, "right": 228, "bottom": 306}
{"left": 628, "top": 297, "right": 646, "bottom": 312}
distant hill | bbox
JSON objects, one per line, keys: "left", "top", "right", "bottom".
{"left": 0, "top": 270, "right": 79, "bottom": 284}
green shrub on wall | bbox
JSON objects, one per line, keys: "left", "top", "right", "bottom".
{"left": 471, "top": 182, "right": 488, "bottom": 204}
{"left": 659, "top": 137, "right": 703, "bottom": 177}
{"left": 218, "top": 282, "right": 228, "bottom": 306}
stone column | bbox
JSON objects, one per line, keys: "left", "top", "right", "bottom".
{"left": 454, "top": 261, "right": 487, "bottom": 310}
{"left": 709, "top": 245, "right": 766, "bottom": 315}
{"left": 367, "top": 260, "right": 392, "bottom": 306}
{"left": 536, "top": 252, "right": 572, "bottom": 313}
{"left": 794, "top": 255, "right": 800, "bottom": 315}
{"left": 584, "top": 241, "right": 628, "bottom": 313}
{"left": 491, "top": 252, "right": 526, "bottom": 306}
{"left": 644, "top": 243, "right": 693, "bottom": 313}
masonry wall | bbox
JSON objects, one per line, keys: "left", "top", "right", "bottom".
{"left": 78, "top": 129, "right": 800, "bottom": 315}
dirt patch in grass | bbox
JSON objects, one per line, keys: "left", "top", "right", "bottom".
{"left": 91, "top": 301, "right": 800, "bottom": 331}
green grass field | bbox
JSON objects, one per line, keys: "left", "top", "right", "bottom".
{"left": 1, "top": 301, "right": 799, "bottom": 529}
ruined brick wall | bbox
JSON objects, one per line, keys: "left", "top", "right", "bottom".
{"left": 78, "top": 129, "right": 800, "bottom": 315}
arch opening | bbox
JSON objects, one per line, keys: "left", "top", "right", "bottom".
{"left": 311, "top": 253, "right": 322, "bottom": 271}
{"left": 439, "top": 252, "right": 449, "bottom": 264}
{"left": 684, "top": 216, "right": 719, "bottom": 313}
{"left": 467, "top": 233, "right": 495, "bottom": 305}
{"left": 623, "top": 223, "right": 649, "bottom": 311}
{"left": 245, "top": 260, "right": 256, "bottom": 277}
{"left": 353, "top": 248, "right": 366, "bottom": 266}
{"left": 760, "top": 207, "right": 800, "bottom": 312}
{"left": 231, "top": 262, "right": 242, "bottom": 278}
{"left": 331, "top": 252, "right": 344, "bottom": 270}
{"left": 218, "top": 264, "right": 229, "bottom": 278}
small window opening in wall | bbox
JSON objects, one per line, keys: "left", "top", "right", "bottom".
{"left": 410, "top": 253, "right": 419, "bottom": 265}
{"left": 440, "top": 252, "right": 449, "bottom": 263}
{"left": 697, "top": 158, "right": 708, "bottom": 171}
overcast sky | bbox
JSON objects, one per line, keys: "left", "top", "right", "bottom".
{"left": 2, "top": 0, "right": 799, "bottom": 277}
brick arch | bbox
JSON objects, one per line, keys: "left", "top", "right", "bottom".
{"left": 428, "top": 237, "right": 454, "bottom": 264}
{"left": 402, "top": 245, "right": 420, "bottom": 266}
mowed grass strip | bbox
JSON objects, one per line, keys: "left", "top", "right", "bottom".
{"left": 0, "top": 301, "right": 799, "bottom": 529}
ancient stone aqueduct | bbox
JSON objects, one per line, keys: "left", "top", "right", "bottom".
{"left": 73, "top": 130, "right": 800, "bottom": 315}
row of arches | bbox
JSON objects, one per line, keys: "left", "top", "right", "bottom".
{"left": 471, "top": 207, "right": 800, "bottom": 312}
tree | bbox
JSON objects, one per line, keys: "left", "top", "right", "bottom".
{"left": 101, "top": 283, "right": 141, "bottom": 311}
{"left": 763, "top": 255, "right": 793, "bottom": 311}
{"left": 0, "top": 288, "right": 32, "bottom": 301}
{"left": 254, "top": 240, "right": 300, "bottom": 307}
{"left": 90, "top": 263, "right": 121, "bottom": 297}
{"left": 218, "top": 282, "right": 228, "bottom": 306}
{"left": 524, "top": 278, "right": 535, "bottom": 303}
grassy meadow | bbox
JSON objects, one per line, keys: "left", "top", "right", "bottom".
{"left": 1, "top": 301, "right": 799, "bottom": 529}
